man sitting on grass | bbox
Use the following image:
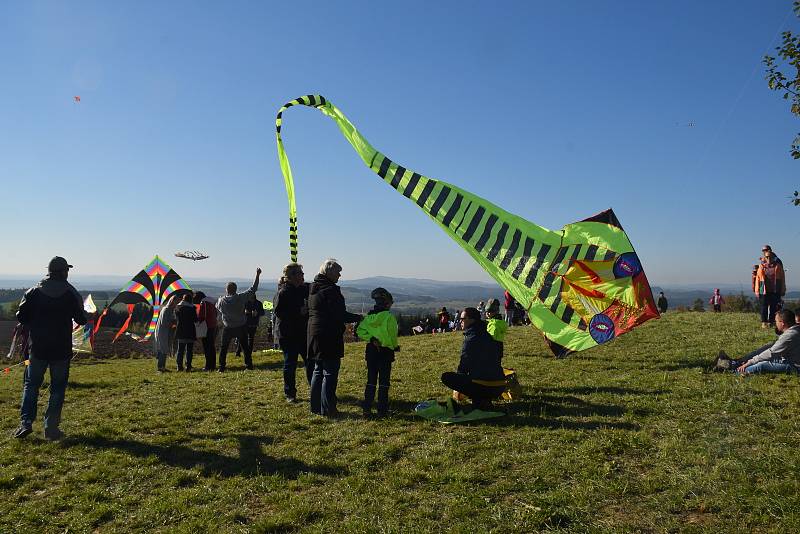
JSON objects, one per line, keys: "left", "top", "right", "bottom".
{"left": 441, "top": 307, "right": 506, "bottom": 412}
{"left": 715, "top": 309, "right": 800, "bottom": 375}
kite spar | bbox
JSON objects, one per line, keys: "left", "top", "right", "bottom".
{"left": 275, "top": 95, "right": 658, "bottom": 354}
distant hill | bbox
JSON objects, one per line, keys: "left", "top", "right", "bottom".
{"left": 1, "top": 275, "right": 794, "bottom": 313}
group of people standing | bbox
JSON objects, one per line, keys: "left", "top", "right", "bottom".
{"left": 153, "top": 268, "right": 265, "bottom": 372}
{"left": 273, "top": 259, "right": 397, "bottom": 417}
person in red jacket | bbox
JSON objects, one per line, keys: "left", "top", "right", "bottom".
{"left": 194, "top": 291, "right": 219, "bottom": 371}
{"left": 709, "top": 289, "right": 724, "bottom": 313}
{"left": 504, "top": 290, "right": 516, "bottom": 325}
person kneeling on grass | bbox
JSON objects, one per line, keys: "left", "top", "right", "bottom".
{"left": 441, "top": 307, "right": 506, "bottom": 412}
{"left": 356, "top": 288, "right": 399, "bottom": 417}
{"left": 715, "top": 309, "right": 800, "bottom": 375}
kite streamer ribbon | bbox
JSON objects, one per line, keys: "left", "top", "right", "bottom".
{"left": 275, "top": 95, "right": 658, "bottom": 353}
{"left": 113, "top": 305, "right": 136, "bottom": 342}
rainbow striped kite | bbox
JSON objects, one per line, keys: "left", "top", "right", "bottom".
{"left": 95, "top": 255, "right": 191, "bottom": 342}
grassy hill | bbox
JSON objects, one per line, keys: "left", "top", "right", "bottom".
{"left": 2, "top": 313, "right": 799, "bottom": 532}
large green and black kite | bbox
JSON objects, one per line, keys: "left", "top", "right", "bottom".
{"left": 275, "top": 95, "right": 658, "bottom": 354}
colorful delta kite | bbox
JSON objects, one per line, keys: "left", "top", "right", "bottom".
{"left": 94, "top": 256, "right": 191, "bottom": 342}
{"left": 275, "top": 95, "right": 659, "bottom": 355}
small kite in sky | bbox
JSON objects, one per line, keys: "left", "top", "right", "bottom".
{"left": 175, "top": 250, "right": 209, "bottom": 261}
{"left": 73, "top": 96, "right": 81, "bottom": 103}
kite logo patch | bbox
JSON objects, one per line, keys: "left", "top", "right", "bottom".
{"left": 613, "top": 252, "right": 642, "bottom": 279}
{"left": 589, "top": 313, "right": 615, "bottom": 344}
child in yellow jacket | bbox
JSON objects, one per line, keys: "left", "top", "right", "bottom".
{"left": 356, "top": 288, "right": 399, "bottom": 417}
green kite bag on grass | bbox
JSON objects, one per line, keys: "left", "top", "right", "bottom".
{"left": 414, "top": 400, "right": 505, "bottom": 424}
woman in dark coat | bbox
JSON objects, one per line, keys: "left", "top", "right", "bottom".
{"left": 274, "top": 262, "right": 311, "bottom": 402}
{"left": 175, "top": 292, "right": 197, "bottom": 371}
{"left": 307, "top": 259, "right": 362, "bottom": 417}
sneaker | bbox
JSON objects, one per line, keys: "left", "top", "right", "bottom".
{"left": 286, "top": 397, "right": 298, "bottom": 404}
{"left": 185, "top": 367, "right": 193, "bottom": 372}
{"left": 157, "top": 367, "right": 167, "bottom": 373}
{"left": 13, "top": 424, "right": 32, "bottom": 439}
{"left": 44, "top": 428, "right": 65, "bottom": 441}
{"left": 714, "top": 351, "right": 733, "bottom": 372}
{"left": 217, "top": 367, "right": 226, "bottom": 373}
{"left": 244, "top": 365, "right": 254, "bottom": 371}
{"left": 177, "top": 366, "right": 184, "bottom": 372}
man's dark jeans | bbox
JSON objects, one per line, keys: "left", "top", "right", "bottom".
{"left": 201, "top": 328, "right": 217, "bottom": 370}
{"left": 219, "top": 326, "right": 252, "bottom": 369}
{"left": 364, "top": 356, "right": 392, "bottom": 413}
{"left": 310, "top": 358, "right": 341, "bottom": 416}
{"left": 760, "top": 293, "right": 781, "bottom": 324}
{"left": 282, "top": 347, "right": 312, "bottom": 399}
{"left": 177, "top": 342, "right": 193, "bottom": 370}
{"left": 236, "top": 326, "right": 258, "bottom": 357}
{"left": 20, "top": 357, "right": 70, "bottom": 432}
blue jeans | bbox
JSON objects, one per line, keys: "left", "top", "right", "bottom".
{"left": 176, "top": 342, "right": 193, "bottom": 369}
{"left": 310, "top": 358, "right": 340, "bottom": 416}
{"left": 282, "top": 348, "right": 312, "bottom": 398}
{"left": 740, "top": 360, "right": 798, "bottom": 375}
{"left": 156, "top": 351, "right": 167, "bottom": 370}
{"left": 20, "top": 357, "right": 70, "bottom": 431}
{"left": 364, "top": 357, "right": 392, "bottom": 413}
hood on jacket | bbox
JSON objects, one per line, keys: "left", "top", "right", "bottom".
{"left": 464, "top": 319, "right": 488, "bottom": 338}
{"left": 310, "top": 273, "right": 336, "bottom": 294}
{"left": 37, "top": 277, "right": 74, "bottom": 299}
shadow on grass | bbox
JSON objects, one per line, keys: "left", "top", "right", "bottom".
{"left": 487, "top": 395, "right": 639, "bottom": 430}
{"left": 252, "top": 360, "right": 285, "bottom": 371}
{"left": 67, "top": 380, "right": 116, "bottom": 389}
{"left": 65, "top": 433, "right": 347, "bottom": 479}
{"left": 338, "top": 393, "right": 639, "bottom": 430}
{"left": 657, "top": 356, "right": 712, "bottom": 372}
{"left": 537, "top": 386, "right": 669, "bottom": 396}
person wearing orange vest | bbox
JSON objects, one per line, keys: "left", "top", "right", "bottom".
{"left": 754, "top": 245, "right": 786, "bottom": 328}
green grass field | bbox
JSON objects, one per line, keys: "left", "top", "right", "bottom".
{"left": 2, "top": 312, "right": 799, "bottom": 532}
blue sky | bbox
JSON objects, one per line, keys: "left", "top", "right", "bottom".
{"left": 1, "top": 1, "right": 797, "bottom": 288}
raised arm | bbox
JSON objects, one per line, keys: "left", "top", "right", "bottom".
{"left": 249, "top": 268, "right": 262, "bottom": 294}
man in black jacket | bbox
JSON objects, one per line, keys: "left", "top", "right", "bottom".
{"left": 274, "top": 263, "right": 311, "bottom": 402}
{"left": 307, "top": 259, "right": 362, "bottom": 417}
{"left": 441, "top": 307, "right": 506, "bottom": 411}
{"left": 14, "top": 257, "right": 87, "bottom": 440}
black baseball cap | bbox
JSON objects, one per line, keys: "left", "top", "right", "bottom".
{"left": 48, "top": 256, "right": 73, "bottom": 272}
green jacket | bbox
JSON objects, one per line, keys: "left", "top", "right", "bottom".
{"left": 486, "top": 318, "right": 508, "bottom": 342}
{"left": 357, "top": 310, "right": 399, "bottom": 350}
